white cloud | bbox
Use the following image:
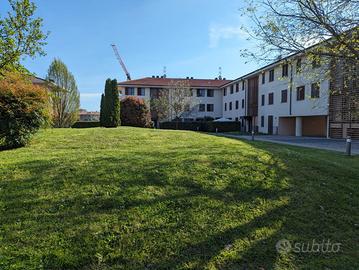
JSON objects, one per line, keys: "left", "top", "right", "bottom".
{"left": 209, "top": 24, "right": 248, "bottom": 48}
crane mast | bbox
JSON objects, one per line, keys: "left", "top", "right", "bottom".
{"left": 111, "top": 44, "right": 131, "bottom": 81}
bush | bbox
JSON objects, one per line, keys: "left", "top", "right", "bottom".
{"left": 0, "top": 72, "right": 50, "bottom": 149}
{"left": 71, "top": 121, "right": 101, "bottom": 128}
{"left": 159, "top": 121, "right": 241, "bottom": 132}
{"left": 120, "top": 97, "right": 152, "bottom": 128}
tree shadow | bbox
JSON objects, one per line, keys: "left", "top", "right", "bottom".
{"left": 0, "top": 137, "right": 358, "bottom": 269}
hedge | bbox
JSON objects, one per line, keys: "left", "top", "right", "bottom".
{"left": 159, "top": 121, "right": 241, "bottom": 132}
{"left": 72, "top": 121, "right": 101, "bottom": 128}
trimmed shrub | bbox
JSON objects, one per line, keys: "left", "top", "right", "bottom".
{"left": 0, "top": 72, "right": 51, "bottom": 149}
{"left": 159, "top": 121, "right": 241, "bottom": 132}
{"left": 120, "top": 97, "right": 152, "bottom": 128}
{"left": 72, "top": 121, "right": 101, "bottom": 128}
{"left": 207, "top": 121, "right": 242, "bottom": 132}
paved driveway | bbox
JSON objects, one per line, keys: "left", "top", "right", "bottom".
{"left": 218, "top": 134, "right": 359, "bottom": 155}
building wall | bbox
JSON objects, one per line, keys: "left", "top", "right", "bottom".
{"left": 120, "top": 86, "right": 223, "bottom": 120}
{"left": 257, "top": 57, "right": 330, "bottom": 134}
{"left": 222, "top": 82, "right": 246, "bottom": 121}
{"left": 329, "top": 58, "right": 359, "bottom": 139}
{"left": 187, "top": 89, "right": 223, "bottom": 120}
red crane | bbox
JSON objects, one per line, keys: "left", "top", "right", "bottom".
{"left": 111, "top": 44, "right": 131, "bottom": 81}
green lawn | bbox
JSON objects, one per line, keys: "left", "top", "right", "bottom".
{"left": 0, "top": 127, "right": 358, "bottom": 270}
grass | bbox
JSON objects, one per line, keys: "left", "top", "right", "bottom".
{"left": 0, "top": 127, "right": 358, "bottom": 270}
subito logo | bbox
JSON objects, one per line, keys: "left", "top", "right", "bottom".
{"left": 276, "top": 239, "right": 292, "bottom": 254}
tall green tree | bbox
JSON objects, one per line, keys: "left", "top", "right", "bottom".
{"left": 100, "top": 79, "right": 120, "bottom": 127}
{"left": 110, "top": 79, "right": 121, "bottom": 127}
{"left": 46, "top": 58, "right": 80, "bottom": 127}
{"left": 0, "top": 0, "right": 48, "bottom": 73}
{"left": 99, "top": 93, "right": 105, "bottom": 126}
{"left": 102, "top": 79, "right": 112, "bottom": 127}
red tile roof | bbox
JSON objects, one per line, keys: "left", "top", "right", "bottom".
{"left": 118, "top": 77, "right": 232, "bottom": 88}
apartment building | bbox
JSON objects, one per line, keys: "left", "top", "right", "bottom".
{"left": 118, "top": 77, "right": 231, "bottom": 126}
{"left": 118, "top": 56, "right": 358, "bottom": 139}
{"left": 222, "top": 55, "right": 331, "bottom": 137}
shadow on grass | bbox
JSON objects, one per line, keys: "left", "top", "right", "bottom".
{"left": 0, "top": 139, "right": 358, "bottom": 269}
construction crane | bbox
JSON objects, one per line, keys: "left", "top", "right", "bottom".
{"left": 111, "top": 44, "right": 131, "bottom": 81}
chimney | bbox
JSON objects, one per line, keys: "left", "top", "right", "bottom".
{"left": 190, "top": 77, "right": 194, "bottom": 79}
{"left": 186, "top": 76, "right": 189, "bottom": 79}
{"left": 156, "top": 75, "right": 160, "bottom": 78}
{"left": 152, "top": 75, "right": 155, "bottom": 78}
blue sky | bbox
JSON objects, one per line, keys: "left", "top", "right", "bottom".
{"left": 2, "top": 0, "right": 260, "bottom": 111}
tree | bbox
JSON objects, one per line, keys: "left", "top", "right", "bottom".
{"left": 46, "top": 58, "right": 80, "bottom": 127}
{"left": 0, "top": 71, "right": 51, "bottom": 149}
{"left": 151, "top": 80, "right": 197, "bottom": 129}
{"left": 100, "top": 79, "right": 111, "bottom": 127}
{"left": 240, "top": 0, "right": 358, "bottom": 62}
{"left": 109, "top": 79, "right": 121, "bottom": 127}
{"left": 120, "top": 96, "right": 152, "bottom": 128}
{"left": 0, "top": 0, "right": 48, "bottom": 73}
{"left": 99, "top": 93, "right": 105, "bottom": 126}
{"left": 100, "top": 79, "right": 120, "bottom": 127}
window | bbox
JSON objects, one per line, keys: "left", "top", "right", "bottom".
{"left": 242, "top": 99, "right": 245, "bottom": 108}
{"left": 235, "top": 100, "right": 239, "bottom": 109}
{"left": 269, "top": 69, "right": 275, "bottom": 82}
{"left": 282, "top": 64, "right": 288, "bottom": 77}
{"left": 223, "top": 88, "right": 227, "bottom": 96}
{"left": 199, "top": 104, "right": 205, "bottom": 111}
{"left": 207, "top": 104, "right": 214, "bottom": 112}
{"left": 236, "top": 83, "right": 239, "bottom": 92}
{"left": 229, "top": 102, "right": 232, "bottom": 110}
{"left": 235, "top": 117, "right": 239, "bottom": 122}
{"left": 261, "top": 94, "right": 265, "bottom": 106}
{"left": 230, "top": 85, "right": 234, "bottom": 94}
{"left": 261, "top": 116, "right": 264, "bottom": 127}
{"left": 296, "top": 58, "right": 302, "bottom": 73}
{"left": 281, "top": 89, "right": 288, "bottom": 103}
{"left": 268, "top": 93, "right": 274, "bottom": 105}
{"left": 297, "top": 86, "right": 305, "bottom": 100}
{"left": 242, "top": 81, "right": 245, "bottom": 90}
{"left": 197, "top": 89, "right": 205, "bottom": 97}
{"left": 262, "top": 73, "right": 265, "bottom": 84}
{"left": 207, "top": 89, "right": 214, "bottom": 97}
{"left": 137, "top": 87, "right": 145, "bottom": 96}
{"left": 224, "top": 103, "right": 227, "bottom": 111}
{"left": 125, "top": 87, "right": 135, "bottom": 95}
{"left": 311, "top": 83, "right": 320, "bottom": 98}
